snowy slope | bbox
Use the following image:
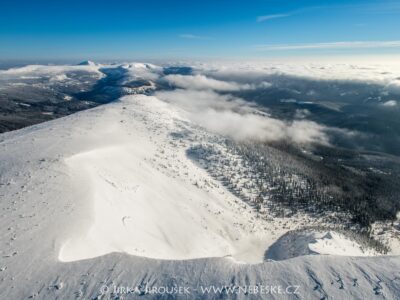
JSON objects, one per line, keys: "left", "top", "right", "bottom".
{"left": 265, "top": 230, "right": 381, "bottom": 261}
{"left": 56, "top": 95, "right": 273, "bottom": 264}
{"left": 0, "top": 64, "right": 400, "bottom": 299}
{"left": 0, "top": 94, "right": 398, "bottom": 299}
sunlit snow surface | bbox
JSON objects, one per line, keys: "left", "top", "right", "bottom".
{"left": 58, "top": 96, "right": 272, "bottom": 264}
{"left": 0, "top": 62, "right": 400, "bottom": 299}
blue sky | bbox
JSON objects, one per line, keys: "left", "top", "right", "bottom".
{"left": 1, "top": 0, "right": 400, "bottom": 60}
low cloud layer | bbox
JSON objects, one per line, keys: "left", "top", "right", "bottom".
{"left": 164, "top": 74, "right": 272, "bottom": 91}
{"left": 152, "top": 64, "right": 400, "bottom": 154}
{"left": 2, "top": 61, "right": 395, "bottom": 153}
{"left": 164, "top": 74, "right": 243, "bottom": 91}
{"left": 155, "top": 89, "right": 257, "bottom": 113}
{"left": 155, "top": 89, "right": 330, "bottom": 144}
{"left": 382, "top": 100, "right": 397, "bottom": 107}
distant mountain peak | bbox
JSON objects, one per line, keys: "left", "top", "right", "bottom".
{"left": 78, "top": 60, "right": 96, "bottom": 66}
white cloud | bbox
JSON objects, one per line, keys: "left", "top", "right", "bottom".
{"left": 187, "top": 61, "right": 400, "bottom": 87}
{"left": 155, "top": 89, "right": 257, "bottom": 113}
{"left": 179, "top": 34, "right": 212, "bottom": 40}
{"left": 255, "top": 41, "right": 400, "bottom": 51}
{"left": 385, "top": 81, "right": 400, "bottom": 94}
{"left": 155, "top": 89, "right": 329, "bottom": 144}
{"left": 295, "top": 109, "right": 311, "bottom": 119}
{"left": 382, "top": 100, "right": 397, "bottom": 107}
{"left": 195, "top": 110, "right": 329, "bottom": 144}
{"left": 164, "top": 74, "right": 272, "bottom": 91}
{"left": 164, "top": 74, "right": 241, "bottom": 91}
{"left": 257, "top": 13, "right": 290, "bottom": 22}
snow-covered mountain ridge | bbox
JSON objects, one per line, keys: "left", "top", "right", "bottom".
{"left": 1, "top": 62, "right": 400, "bottom": 299}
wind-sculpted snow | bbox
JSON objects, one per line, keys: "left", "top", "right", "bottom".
{"left": 265, "top": 230, "right": 381, "bottom": 261}
{"left": 58, "top": 97, "right": 273, "bottom": 263}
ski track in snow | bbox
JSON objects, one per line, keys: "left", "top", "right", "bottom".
{"left": 0, "top": 63, "right": 400, "bottom": 298}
